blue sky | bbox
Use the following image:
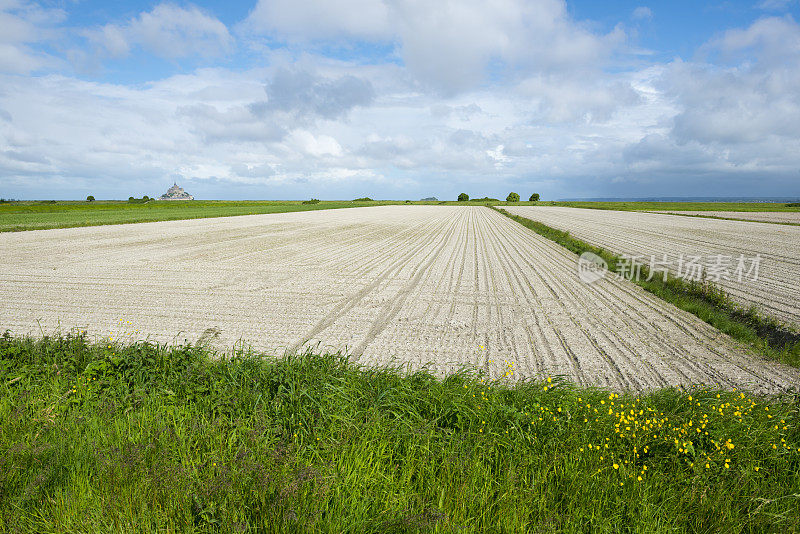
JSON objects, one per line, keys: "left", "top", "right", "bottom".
{"left": 1, "top": 0, "right": 799, "bottom": 200}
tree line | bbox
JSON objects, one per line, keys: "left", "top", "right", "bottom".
{"left": 458, "top": 192, "right": 539, "bottom": 202}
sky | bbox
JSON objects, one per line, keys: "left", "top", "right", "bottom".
{"left": 1, "top": 0, "right": 800, "bottom": 200}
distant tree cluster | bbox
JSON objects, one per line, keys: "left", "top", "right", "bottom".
{"left": 127, "top": 195, "right": 151, "bottom": 203}
{"left": 456, "top": 193, "right": 539, "bottom": 202}
{"left": 302, "top": 198, "right": 321, "bottom": 204}
{"left": 353, "top": 197, "right": 374, "bottom": 202}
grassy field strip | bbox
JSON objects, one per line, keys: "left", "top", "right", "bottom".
{"left": 2, "top": 335, "right": 799, "bottom": 531}
{"left": 647, "top": 210, "right": 800, "bottom": 225}
{"left": 502, "top": 206, "right": 800, "bottom": 327}
{"left": 2, "top": 205, "right": 798, "bottom": 393}
{"left": 0, "top": 200, "right": 416, "bottom": 232}
{"left": 3, "top": 199, "right": 796, "bottom": 233}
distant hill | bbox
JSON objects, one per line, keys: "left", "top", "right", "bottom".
{"left": 421, "top": 197, "right": 438, "bottom": 201}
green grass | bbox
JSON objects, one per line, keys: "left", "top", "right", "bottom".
{"left": 0, "top": 199, "right": 552, "bottom": 233}
{"left": 1, "top": 332, "right": 799, "bottom": 532}
{"left": 540, "top": 201, "right": 800, "bottom": 212}
{"left": 0, "top": 200, "right": 422, "bottom": 233}
{"left": 493, "top": 207, "right": 800, "bottom": 368}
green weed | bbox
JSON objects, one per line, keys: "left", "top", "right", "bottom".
{"left": 1, "top": 333, "right": 799, "bottom": 532}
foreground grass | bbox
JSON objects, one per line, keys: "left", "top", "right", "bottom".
{"left": 1, "top": 333, "right": 799, "bottom": 532}
{"left": 493, "top": 207, "right": 800, "bottom": 368}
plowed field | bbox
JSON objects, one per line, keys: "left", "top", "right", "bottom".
{"left": 2, "top": 206, "right": 796, "bottom": 392}
{"left": 504, "top": 206, "right": 800, "bottom": 326}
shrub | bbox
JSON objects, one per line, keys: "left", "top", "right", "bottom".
{"left": 458, "top": 193, "right": 469, "bottom": 201}
{"left": 529, "top": 193, "right": 540, "bottom": 202}
{"left": 506, "top": 192, "right": 520, "bottom": 202}
{"left": 353, "top": 197, "right": 374, "bottom": 202}
{"left": 787, "top": 202, "right": 800, "bottom": 207}
{"left": 302, "top": 199, "right": 321, "bottom": 204}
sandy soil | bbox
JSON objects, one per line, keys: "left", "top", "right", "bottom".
{"left": 2, "top": 206, "right": 797, "bottom": 393}
{"left": 649, "top": 211, "right": 800, "bottom": 224}
{"left": 504, "top": 206, "right": 800, "bottom": 326}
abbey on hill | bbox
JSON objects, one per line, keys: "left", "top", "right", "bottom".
{"left": 159, "top": 182, "right": 194, "bottom": 201}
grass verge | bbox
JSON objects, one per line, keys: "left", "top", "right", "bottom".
{"left": 492, "top": 207, "right": 800, "bottom": 367}
{"left": 1, "top": 332, "right": 799, "bottom": 532}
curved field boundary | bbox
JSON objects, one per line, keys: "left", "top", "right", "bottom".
{"left": 647, "top": 210, "right": 800, "bottom": 226}
{"left": 1, "top": 205, "right": 797, "bottom": 393}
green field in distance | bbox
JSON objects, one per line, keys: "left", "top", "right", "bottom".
{"left": 1, "top": 199, "right": 797, "bottom": 232}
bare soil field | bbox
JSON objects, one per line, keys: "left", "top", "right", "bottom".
{"left": 649, "top": 210, "right": 800, "bottom": 224}
{"left": 504, "top": 206, "right": 800, "bottom": 326}
{"left": 1, "top": 206, "right": 796, "bottom": 392}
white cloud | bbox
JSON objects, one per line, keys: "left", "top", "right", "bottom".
{"left": 0, "top": 0, "right": 65, "bottom": 73}
{"left": 632, "top": 7, "right": 653, "bottom": 20}
{"left": 260, "top": 68, "right": 375, "bottom": 120}
{"left": 85, "top": 3, "right": 233, "bottom": 60}
{"left": 713, "top": 15, "right": 800, "bottom": 62}
{"left": 243, "top": 0, "right": 392, "bottom": 41}
{"left": 618, "top": 16, "right": 800, "bottom": 182}
{"left": 244, "top": 0, "right": 626, "bottom": 94}
{"left": 516, "top": 74, "right": 642, "bottom": 123}
{"left": 287, "top": 130, "right": 343, "bottom": 157}
{"left": 757, "top": 0, "right": 796, "bottom": 10}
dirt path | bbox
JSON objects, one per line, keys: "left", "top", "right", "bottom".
{"left": 1, "top": 206, "right": 796, "bottom": 393}
{"left": 504, "top": 206, "right": 800, "bottom": 326}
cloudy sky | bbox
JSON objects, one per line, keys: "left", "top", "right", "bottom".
{"left": 1, "top": 0, "right": 800, "bottom": 200}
